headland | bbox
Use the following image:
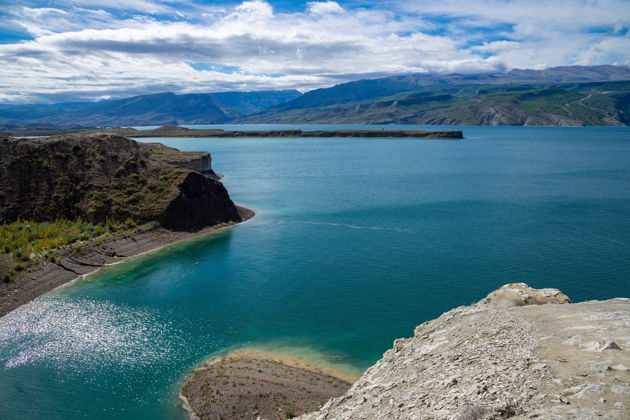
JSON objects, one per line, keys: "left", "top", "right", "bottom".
{"left": 0, "top": 133, "right": 253, "bottom": 317}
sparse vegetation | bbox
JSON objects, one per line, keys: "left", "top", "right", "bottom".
{"left": 181, "top": 356, "right": 352, "bottom": 420}
{"left": 0, "top": 218, "right": 134, "bottom": 275}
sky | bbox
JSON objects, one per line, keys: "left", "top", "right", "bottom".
{"left": 0, "top": 0, "right": 629, "bottom": 104}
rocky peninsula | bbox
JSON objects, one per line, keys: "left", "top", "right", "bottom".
{"left": 0, "top": 133, "right": 252, "bottom": 317}
{"left": 111, "top": 126, "right": 464, "bottom": 139}
{"left": 182, "top": 284, "right": 629, "bottom": 419}
{"left": 0, "top": 125, "right": 464, "bottom": 139}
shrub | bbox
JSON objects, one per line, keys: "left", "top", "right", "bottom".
{"left": 127, "top": 192, "right": 145, "bottom": 204}
{"left": 11, "top": 263, "right": 27, "bottom": 272}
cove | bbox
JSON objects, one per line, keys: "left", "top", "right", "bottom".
{"left": 1, "top": 125, "right": 629, "bottom": 419}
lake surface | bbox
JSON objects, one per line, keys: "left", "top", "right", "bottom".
{"left": 1, "top": 125, "right": 629, "bottom": 419}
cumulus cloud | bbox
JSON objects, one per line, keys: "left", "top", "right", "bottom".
{"left": 308, "top": 1, "right": 343, "bottom": 15}
{"left": 233, "top": 0, "right": 274, "bottom": 20}
{"left": 0, "top": 0, "right": 628, "bottom": 103}
{"left": 395, "top": 0, "right": 630, "bottom": 68}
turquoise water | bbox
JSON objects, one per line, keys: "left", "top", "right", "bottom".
{"left": 1, "top": 125, "right": 629, "bottom": 419}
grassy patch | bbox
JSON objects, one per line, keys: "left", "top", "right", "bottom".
{"left": 0, "top": 218, "right": 134, "bottom": 279}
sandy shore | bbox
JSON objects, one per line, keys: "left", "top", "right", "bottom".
{"left": 180, "top": 349, "right": 354, "bottom": 420}
{"left": 0, "top": 206, "right": 254, "bottom": 318}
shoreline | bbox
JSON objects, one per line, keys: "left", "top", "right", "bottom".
{"left": 0, "top": 205, "right": 254, "bottom": 318}
{"left": 192, "top": 344, "right": 363, "bottom": 383}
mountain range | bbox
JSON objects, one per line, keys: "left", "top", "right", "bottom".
{"left": 0, "top": 90, "right": 302, "bottom": 128}
{"left": 2, "top": 65, "right": 630, "bottom": 127}
{"left": 239, "top": 65, "right": 630, "bottom": 126}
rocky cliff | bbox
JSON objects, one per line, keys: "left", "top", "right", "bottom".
{"left": 139, "top": 141, "right": 220, "bottom": 179}
{"left": 300, "top": 284, "right": 630, "bottom": 419}
{"left": 0, "top": 134, "right": 241, "bottom": 230}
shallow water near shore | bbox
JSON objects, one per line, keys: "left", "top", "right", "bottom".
{"left": 1, "top": 125, "right": 630, "bottom": 419}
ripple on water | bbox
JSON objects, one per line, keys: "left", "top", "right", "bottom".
{"left": 0, "top": 296, "right": 180, "bottom": 371}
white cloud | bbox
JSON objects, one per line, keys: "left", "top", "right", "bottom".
{"left": 0, "top": 0, "right": 628, "bottom": 103}
{"left": 471, "top": 40, "right": 521, "bottom": 53}
{"left": 307, "top": 1, "right": 343, "bottom": 15}
{"left": 395, "top": 0, "right": 630, "bottom": 30}
{"left": 21, "top": 7, "right": 68, "bottom": 18}
{"left": 233, "top": 0, "right": 273, "bottom": 20}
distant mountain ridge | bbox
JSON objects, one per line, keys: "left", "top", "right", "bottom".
{"left": 0, "top": 90, "right": 302, "bottom": 128}
{"left": 3, "top": 66, "right": 630, "bottom": 127}
{"left": 256, "top": 65, "right": 630, "bottom": 111}
{"left": 239, "top": 65, "right": 630, "bottom": 126}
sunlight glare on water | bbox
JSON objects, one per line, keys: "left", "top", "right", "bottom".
{"left": 0, "top": 297, "right": 184, "bottom": 371}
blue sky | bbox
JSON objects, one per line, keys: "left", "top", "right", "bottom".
{"left": 0, "top": 0, "right": 629, "bottom": 103}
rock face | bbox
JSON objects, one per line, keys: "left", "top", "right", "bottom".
{"left": 300, "top": 283, "right": 630, "bottom": 419}
{"left": 0, "top": 134, "right": 241, "bottom": 230}
{"left": 483, "top": 282, "right": 571, "bottom": 307}
{"left": 139, "top": 142, "right": 219, "bottom": 179}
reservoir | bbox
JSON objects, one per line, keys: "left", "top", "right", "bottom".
{"left": 1, "top": 125, "right": 629, "bottom": 419}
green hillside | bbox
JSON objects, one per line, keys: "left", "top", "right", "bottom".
{"left": 240, "top": 81, "right": 630, "bottom": 126}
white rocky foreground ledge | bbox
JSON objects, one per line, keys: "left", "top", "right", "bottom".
{"left": 299, "top": 283, "right": 630, "bottom": 420}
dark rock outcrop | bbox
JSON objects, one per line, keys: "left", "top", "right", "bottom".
{"left": 0, "top": 134, "right": 241, "bottom": 230}
{"left": 160, "top": 171, "right": 237, "bottom": 230}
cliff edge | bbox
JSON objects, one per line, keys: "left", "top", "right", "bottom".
{"left": 0, "top": 134, "right": 241, "bottom": 230}
{"left": 300, "top": 283, "right": 630, "bottom": 419}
